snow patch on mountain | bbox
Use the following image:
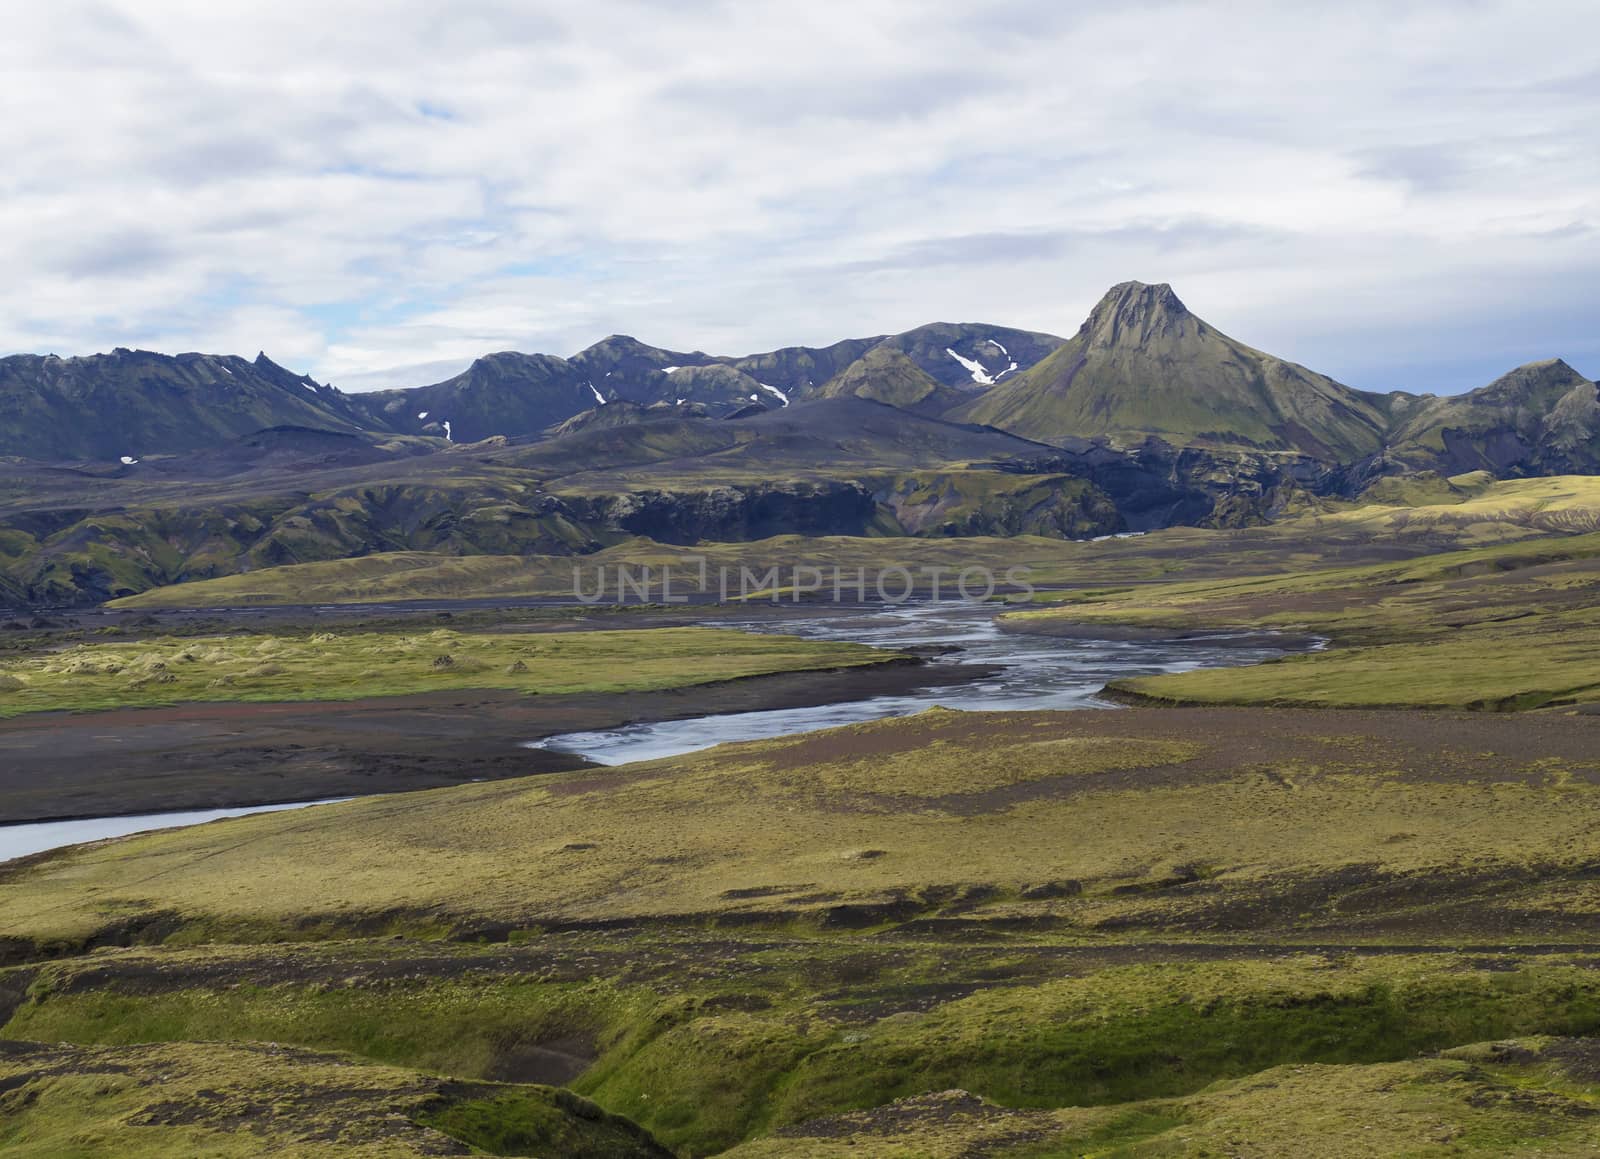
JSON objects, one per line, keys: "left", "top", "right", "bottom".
{"left": 946, "top": 348, "right": 995, "bottom": 385}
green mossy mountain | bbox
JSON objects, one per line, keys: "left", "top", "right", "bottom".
{"left": 803, "top": 324, "right": 1062, "bottom": 413}
{"left": 0, "top": 349, "right": 371, "bottom": 461}
{"left": 353, "top": 350, "right": 601, "bottom": 443}
{"left": 1, "top": 283, "right": 1596, "bottom": 606}
{"left": 813, "top": 345, "right": 965, "bottom": 412}
{"left": 347, "top": 324, "right": 1065, "bottom": 444}
{"left": 3, "top": 287, "right": 1592, "bottom": 479}
{"left": 0, "top": 326, "right": 1067, "bottom": 462}
{"left": 725, "top": 322, "right": 1060, "bottom": 399}
{"left": 954, "top": 281, "right": 1396, "bottom": 458}
{"left": 852, "top": 322, "right": 1060, "bottom": 388}
{"left": 1383, "top": 357, "right": 1600, "bottom": 476}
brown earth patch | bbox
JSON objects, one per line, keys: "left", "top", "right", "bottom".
{"left": 0, "top": 656, "right": 993, "bottom": 823}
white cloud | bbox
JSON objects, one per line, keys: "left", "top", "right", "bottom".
{"left": 1, "top": 0, "right": 1597, "bottom": 394}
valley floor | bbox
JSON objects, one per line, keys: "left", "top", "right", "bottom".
{"left": 4, "top": 699, "right": 1600, "bottom": 1155}
{"left": 3, "top": 515, "right": 1600, "bottom": 1156}
{"left": 0, "top": 646, "right": 968, "bottom": 824}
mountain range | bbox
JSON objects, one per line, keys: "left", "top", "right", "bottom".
{"left": 3, "top": 283, "right": 1592, "bottom": 482}
{"left": 0, "top": 281, "right": 1595, "bottom": 605}
{"left": 0, "top": 324, "right": 1057, "bottom": 461}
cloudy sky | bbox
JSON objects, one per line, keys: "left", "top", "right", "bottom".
{"left": 4, "top": 1, "right": 1597, "bottom": 394}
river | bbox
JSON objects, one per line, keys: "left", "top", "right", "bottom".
{"left": 0, "top": 799, "right": 351, "bottom": 864}
{"left": 0, "top": 601, "right": 1296, "bottom": 862}
{"left": 530, "top": 601, "right": 1292, "bottom": 764}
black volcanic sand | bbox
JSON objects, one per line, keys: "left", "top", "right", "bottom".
{"left": 0, "top": 656, "right": 993, "bottom": 824}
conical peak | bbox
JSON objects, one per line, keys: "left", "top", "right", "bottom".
{"left": 1080, "top": 281, "right": 1195, "bottom": 348}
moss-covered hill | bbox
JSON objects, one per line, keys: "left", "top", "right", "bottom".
{"left": 5, "top": 699, "right": 1600, "bottom": 1153}
{"left": 1386, "top": 358, "right": 1600, "bottom": 476}
{"left": 6, "top": 702, "right": 1599, "bottom": 950}
{"left": 0, "top": 1039, "right": 668, "bottom": 1157}
{"left": 722, "top": 1039, "right": 1600, "bottom": 1157}
{"left": 953, "top": 281, "right": 1395, "bottom": 459}
{"left": 1006, "top": 499, "right": 1600, "bottom": 710}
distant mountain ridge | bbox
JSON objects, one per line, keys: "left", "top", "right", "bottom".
{"left": 1382, "top": 358, "right": 1600, "bottom": 476}
{"left": 0, "top": 323, "right": 1063, "bottom": 459}
{"left": 344, "top": 323, "right": 1063, "bottom": 443}
{"left": 0, "top": 349, "right": 371, "bottom": 461}
{"left": 1, "top": 285, "right": 1593, "bottom": 481}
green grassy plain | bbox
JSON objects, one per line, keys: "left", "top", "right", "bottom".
{"left": 9, "top": 476, "right": 1600, "bottom": 1154}
{"left": 0, "top": 625, "right": 890, "bottom": 717}
{"left": 5, "top": 703, "right": 1598, "bottom": 951}
{"left": 1009, "top": 527, "right": 1600, "bottom": 709}
{"left": 6, "top": 701, "right": 1600, "bottom": 1152}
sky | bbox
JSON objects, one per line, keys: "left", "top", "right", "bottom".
{"left": 2, "top": 1, "right": 1597, "bottom": 396}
